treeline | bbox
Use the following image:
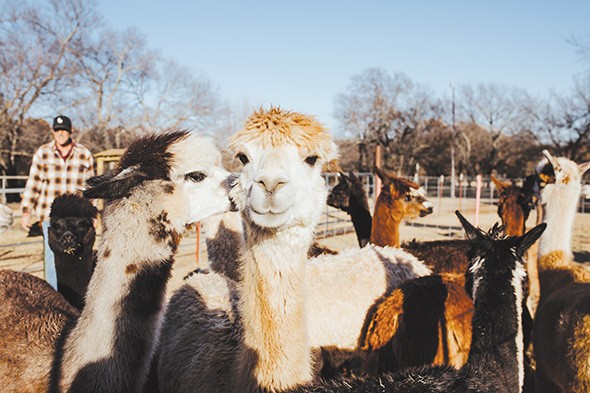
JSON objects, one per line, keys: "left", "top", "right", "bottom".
{"left": 1, "top": 1, "right": 589, "bottom": 179}
{"left": 333, "top": 69, "right": 590, "bottom": 178}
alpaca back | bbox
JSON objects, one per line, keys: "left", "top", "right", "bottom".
{"left": 156, "top": 273, "right": 240, "bottom": 393}
{"left": 306, "top": 245, "right": 431, "bottom": 355}
{"left": 0, "top": 270, "right": 78, "bottom": 391}
{"left": 402, "top": 239, "right": 472, "bottom": 274}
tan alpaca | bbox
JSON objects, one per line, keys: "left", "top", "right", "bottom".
{"left": 156, "top": 107, "right": 431, "bottom": 392}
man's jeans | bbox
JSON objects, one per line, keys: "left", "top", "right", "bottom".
{"left": 42, "top": 221, "right": 57, "bottom": 290}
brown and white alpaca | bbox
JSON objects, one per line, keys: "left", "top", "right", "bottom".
{"left": 0, "top": 131, "right": 232, "bottom": 392}
{"left": 361, "top": 175, "right": 539, "bottom": 372}
{"left": 294, "top": 214, "right": 547, "bottom": 393}
{"left": 370, "top": 166, "right": 433, "bottom": 248}
{"left": 156, "top": 107, "right": 431, "bottom": 392}
{"left": 532, "top": 150, "right": 590, "bottom": 393}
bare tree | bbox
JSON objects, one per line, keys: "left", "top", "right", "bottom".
{"left": 335, "top": 68, "right": 438, "bottom": 174}
{"left": 523, "top": 77, "right": 590, "bottom": 161}
{"left": 128, "top": 59, "right": 221, "bottom": 136}
{"left": 457, "top": 83, "right": 529, "bottom": 174}
{"left": 67, "top": 27, "right": 157, "bottom": 135}
{"left": 0, "top": 0, "right": 99, "bottom": 175}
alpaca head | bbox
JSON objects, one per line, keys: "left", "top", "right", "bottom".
{"left": 491, "top": 175, "right": 537, "bottom": 236}
{"left": 229, "top": 107, "right": 338, "bottom": 230}
{"left": 48, "top": 193, "right": 98, "bottom": 256}
{"left": 0, "top": 203, "right": 13, "bottom": 235}
{"left": 374, "top": 166, "right": 433, "bottom": 219}
{"left": 84, "top": 130, "right": 232, "bottom": 228}
{"left": 456, "top": 211, "right": 545, "bottom": 300}
{"left": 327, "top": 172, "right": 369, "bottom": 212}
{"left": 536, "top": 150, "right": 590, "bottom": 208}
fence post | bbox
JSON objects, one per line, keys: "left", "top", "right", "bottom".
{"left": 374, "top": 145, "right": 382, "bottom": 206}
{"left": 438, "top": 175, "right": 444, "bottom": 215}
{"left": 195, "top": 222, "right": 201, "bottom": 267}
{"left": 475, "top": 174, "right": 482, "bottom": 227}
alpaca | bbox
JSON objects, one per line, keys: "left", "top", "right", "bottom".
{"left": 201, "top": 210, "right": 245, "bottom": 281}
{"left": 294, "top": 213, "right": 547, "bottom": 393}
{"left": 326, "top": 171, "right": 372, "bottom": 248}
{"left": 532, "top": 150, "right": 590, "bottom": 393}
{"left": 48, "top": 193, "right": 98, "bottom": 310}
{"left": 370, "top": 166, "right": 433, "bottom": 248}
{"left": 0, "top": 130, "right": 233, "bottom": 392}
{"left": 0, "top": 203, "right": 13, "bottom": 234}
{"left": 361, "top": 175, "right": 539, "bottom": 373}
{"left": 156, "top": 107, "right": 431, "bottom": 392}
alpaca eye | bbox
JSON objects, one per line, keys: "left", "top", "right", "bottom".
{"left": 305, "top": 155, "right": 318, "bottom": 166}
{"left": 186, "top": 171, "right": 206, "bottom": 182}
{"left": 236, "top": 153, "right": 249, "bottom": 165}
{"left": 405, "top": 194, "right": 412, "bottom": 201}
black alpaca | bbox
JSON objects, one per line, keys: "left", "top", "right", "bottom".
{"left": 326, "top": 172, "right": 372, "bottom": 248}
{"left": 48, "top": 193, "right": 98, "bottom": 310}
{"left": 294, "top": 212, "right": 546, "bottom": 393}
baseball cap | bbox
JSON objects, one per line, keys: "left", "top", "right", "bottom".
{"left": 52, "top": 115, "right": 72, "bottom": 132}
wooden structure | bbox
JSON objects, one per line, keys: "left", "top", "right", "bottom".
{"left": 94, "top": 148, "right": 125, "bottom": 175}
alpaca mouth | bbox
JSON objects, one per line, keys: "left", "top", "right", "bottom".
{"left": 250, "top": 206, "right": 287, "bottom": 216}
{"left": 64, "top": 246, "right": 78, "bottom": 255}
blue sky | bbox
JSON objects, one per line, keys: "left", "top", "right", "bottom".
{"left": 97, "top": 0, "right": 590, "bottom": 133}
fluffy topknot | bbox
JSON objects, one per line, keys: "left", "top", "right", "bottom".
{"left": 50, "top": 193, "right": 98, "bottom": 219}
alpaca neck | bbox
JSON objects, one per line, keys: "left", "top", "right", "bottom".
{"left": 502, "top": 208, "right": 525, "bottom": 237}
{"left": 348, "top": 196, "right": 372, "bottom": 247}
{"left": 54, "top": 247, "right": 95, "bottom": 310}
{"left": 59, "top": 198, "right": 177, "bottom": 391}
{"left": 238, "top": 224, "right": 315, "bottom": 391}
{"left": 467, "top": 266, "right": 525, "bottom": 392}
{"left": 538, "top": 183, "right": 580, "bottom": 267}
{"left": 370, "top": 201, "right": 401, "bottom": 247}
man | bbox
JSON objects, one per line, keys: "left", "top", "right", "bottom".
{"left": 20, "top": 115, "right": 95, "bottom": 289}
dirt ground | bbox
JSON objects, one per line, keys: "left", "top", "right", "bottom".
{"left": 1, "top": 197, "right": 588, "bottom": 298}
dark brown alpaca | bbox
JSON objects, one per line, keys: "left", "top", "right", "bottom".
{"left": 49, "top": 193, "right": 98, "bottom": 310}
{"left": 362, "top": 176, "right": 539, "bottom": 373}
{"left": 326, "top": 172, "right": 372, "bottom": 248}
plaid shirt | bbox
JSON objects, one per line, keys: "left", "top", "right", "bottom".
{"left": 21, "top": 141, "right": 95, "bottom": 222}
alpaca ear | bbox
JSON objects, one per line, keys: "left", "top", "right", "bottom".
{"left": 455, "top": 210, "right": 482, "bottom": 240}
{"left": 542, "top": 150, "right": 558, "bottom": 170}
{"left": 374, "top": 166, "right": 386, "bottom": 181}
{"left": 84, "top": 165, "right": 149, "bottom": 199}
{"left": 339, "top": 172, "right": 349, "bottom": 185}
{"left": 516, "top": 223, "right": 547, "bottom": 256}
{"left": 578, "top": 161, "right": 590, "bottom": 176}
{"left": 491, "top": 175, "right": 510, "bottom": 192}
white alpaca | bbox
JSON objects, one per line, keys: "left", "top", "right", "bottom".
{"left": 0, "top": 131, "right": 232, "bottom": 392}
{"left": 0, "top": 203, "right": 13, "bottom": 234}
{"left": 156, "top": 107, "right": 430, "bottom": 392}
{"left": 533, "top": 150, "right": 590, "bottom": 392}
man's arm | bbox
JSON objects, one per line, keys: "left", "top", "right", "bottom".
{"left": 20, "top": 150, "right": 43, "bottom": 230}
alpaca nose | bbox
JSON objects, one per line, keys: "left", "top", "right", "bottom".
{"left": 62, "top": 232, "right": 76, "bottom": 244}
{"left": 255, "top": 174, "right": 289, "bottom": 194}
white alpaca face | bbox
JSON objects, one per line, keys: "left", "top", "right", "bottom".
{"left": 169, "top": 134, "right": 232, "bottom": 225}
{"left": 182, "top": 166, "right": 232, "bottom": 224}
{"left": 232, "top": 140, "right": 328, "bottom": 229}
